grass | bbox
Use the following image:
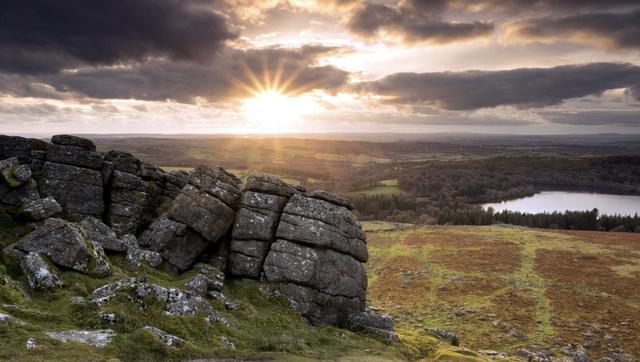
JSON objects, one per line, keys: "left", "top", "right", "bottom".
{"left": 364, "top": 223, "right": 640, "bottom": 360}
{"left": 0, "top": 214, "right": 408, "bottom": 362}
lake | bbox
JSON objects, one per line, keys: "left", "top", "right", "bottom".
{"left": 482, "top": 191, "right": 640, "bottom": 216}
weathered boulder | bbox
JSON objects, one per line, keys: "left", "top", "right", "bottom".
{"left": 0, "top": 179, "right": 39, "bottom": 206}
{"left": 264, "top": 240, "right": 366, "bottom": 301}
{"left": 276, "top": 194, "right": 368, "bottom": 262}
{"left": 261, "top": 191, "right": 368, "bottom": 326}
{"left": 46, "top": 330, "right": 116, "bottom": 348}
{"left": 143, "top": 216, "right": 209, "bottom": 272}
{"left": 0, "top": 158, "right": 31, "bottom": 188}
{"left": 142, "top": 326, "right": 185, "bottom": 347}
{"left": 229, "top": 240, "right": 270, "bottom": 278}
{"left": 51, "top": 135, "right": 96, "bottom": 152}
{"left": 121, "top": 234, "right": 162, "bottom": 268}
{"left": 0, "top": 135, "right": 48, "bottom": 163}
{"left": 46, "top": 144, "right": 103, "bottom": 169}
{"left": 169, "top": 185, "right": 236, "bottom": 242}
{"left": 18, "top": 197, "right": 62, "bottom": 221}
{"left": 307, "top": 190, "right": 355, "bottom": 210}
{"left": 14, "top": 218, "right": 112, "bottom": 277}
{"left": 79, "top": 216, "right": 126, "bottom": 252}
{"left": 346, "top": 311, "right": 397, "bottom": 343}
{"left": 20, "top": 252, "right": 64, "bottom": 290}
{"left": 41, "top": 162, "right": 104, "bottom": 216}
{"left": 89, "top": 277, "right": 214, "bottom": 316}
{"left": 188, "top": 166, "right": 243, "bottom": 207}
{"left": 105, "top": 167, "right": 163, "bottom": 236}
{"left": 244, "top": 174, "right": 303, "bottom": 198}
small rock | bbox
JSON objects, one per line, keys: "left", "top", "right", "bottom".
{"left": 142, "top": 326, "right": 185, "bottom": 347}
{"left": 205, "top": 311, "right": 231, "bottom": 328}
{"left": 45, "top": 330, "right": 116, "bottom": 348}
{"left": 70, "top": 296, "right": 86, "bottom": 304}
{"left": 426, "top": 328, "right": 459, "bottom": 346}
{"left": 454, "top": 309, "right": 465, "bottom": 317}
{"left": 97, "top": 311, "right": 117, "bottom": 325}
{"left": 20, "top": 252, "right": 64, "bottom": 290}
{"left": 184, "top": 274, "right": 208, "bottom": 296}
{"left": 26, "top": 338, "right": 37, "bottom": 349}
{"left": 0, "top": 312, "right": 25, "bottom": 325}
{"left": 220, "top": 336, "right": 235, "bottom": 350}
{"left": 224, "top": 298, "right": 241, "bottom": 311}
{"left": 18, "top": 197, "right": 62, "bottom": 221}
{"left": 509, "top": 327, "right": 523, "bottom": 338}
{"left": 208, "top": 291, "right": 225, "bottom": 301}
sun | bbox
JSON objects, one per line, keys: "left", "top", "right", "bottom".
{"left": 242, "top": 90, "right": 315, "bottom": 133}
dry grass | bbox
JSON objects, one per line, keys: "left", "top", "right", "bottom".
{"left": 365, "top": 223, "right": 640, "bottom": 361}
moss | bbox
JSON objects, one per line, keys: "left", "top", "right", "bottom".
{"left": 0, "top": 255, "right": 408, "bottom": 361}
{"left": 2, "top": 166, "right": 23, "bottom": 188}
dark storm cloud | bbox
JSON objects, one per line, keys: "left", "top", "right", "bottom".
{"left": 544, "top": 111, "right": 640, "bottom": 127}
{"left": 450, "top": 0, "right": 640, "bottom": 14}
{"left": 1, "top": 46, "right": 350, "bottom": 102}
{"left": 506, "top": 9, "right": 640, "bottom": 50}
{"left": 354, "top": 63, "right": 640, "bottom": 110}
{"left": 346, "top": 1, "right": 494, "bottom": 44}
{"left": 0, "top": 0, "right": 235, "bottom": 74}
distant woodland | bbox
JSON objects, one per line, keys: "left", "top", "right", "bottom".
{"left": 93, "top": 136, "right": 640, "bottom": 232}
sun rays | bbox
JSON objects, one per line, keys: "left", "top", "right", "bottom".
{"left": 230, "top": 57, "right": 324, "bottom": 133}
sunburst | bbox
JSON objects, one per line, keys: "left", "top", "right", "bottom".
{"left": 229, "top": 58, "right": 323, "bottom": 133}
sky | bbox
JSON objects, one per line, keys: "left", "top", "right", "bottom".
{"left": 2, "top": 0, "right": 640, "bottom": 135}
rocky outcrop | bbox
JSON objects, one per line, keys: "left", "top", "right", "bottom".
{"left": 0, "top": 134, "right": 389, "bottom": 334}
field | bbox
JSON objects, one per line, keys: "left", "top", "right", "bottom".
{"left": 365, "top": 222, "right": 640, "bottom": 361}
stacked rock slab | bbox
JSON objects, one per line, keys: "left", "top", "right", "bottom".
{"left": 263, "top": 193, "right": 368, "bottom": 326}
{"left": 229, "top": 175, "right": 303, "bottom": 278}
{"left": 103, "top": 150, "right": 169, "bottom": 236}
{"left": 41, "top": 135, "right": 105, "bottom": 217}
{"left": 144, "top": 166, "right": 242, "bottom": 272}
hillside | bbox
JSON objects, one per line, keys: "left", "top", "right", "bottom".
{"left": 365, "top": 222, "right": 640, "bottom": 361}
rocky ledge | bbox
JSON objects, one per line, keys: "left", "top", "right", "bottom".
{"left": 0, "top": 134, "right": 394, "bottom": 339}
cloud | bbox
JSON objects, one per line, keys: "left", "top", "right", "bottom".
{"left": 346, "top": 1, "right": 494, "bottom": 44}
{"left": 0, "top": 0, "right": 235, "bottom": 74}
{"left": 505, "top": 9, "right": 640, "bottom": 50}
{"left": 449, "top": 0, "right": 640, "bottom": 15}
{"left": 544, "top": 110, "right": 640, "bottom": 126}
{"left": 0, "top": 45, "right": 350, "bottom": 103}
{"left": 353, "top": 62, "right": 640, "bottom": 110}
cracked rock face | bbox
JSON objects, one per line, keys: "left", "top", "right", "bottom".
{"left": 229, "top": 176, "right": 300, "bottom": 279}
{"left": 262, "top": 194, "right": 368, "bottom": 326}
{"left": 41, "top": 161, "right": 104, "bottom": 216}
{"left": 14, "top": 218, "right": 112, "bottom": 277}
